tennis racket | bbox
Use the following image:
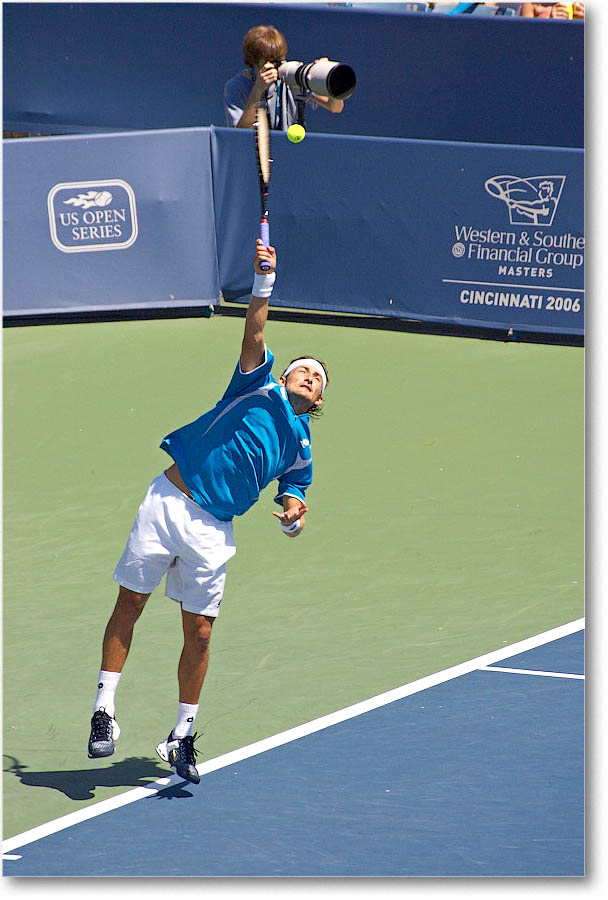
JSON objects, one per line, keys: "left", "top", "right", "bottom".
{"left": 254, "top": 105, "right": 272, "bottom": 270}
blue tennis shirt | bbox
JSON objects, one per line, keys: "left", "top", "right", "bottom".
{"left": 160, "top": 348, "right": 313, "bottom": 521}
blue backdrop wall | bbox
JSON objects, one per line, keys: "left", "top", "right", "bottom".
{"left": 3, "top": 2, "right": 583, "bottom": 147}
{"left": 3, "top": 129, "right": 219, "bottom": 314}
{"left": 3, "top": 127, "right": 584, "bottom": 336}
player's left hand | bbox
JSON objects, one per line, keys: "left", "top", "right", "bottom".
{"left": 273, "top": 502, "right": 308, "bottom": 536}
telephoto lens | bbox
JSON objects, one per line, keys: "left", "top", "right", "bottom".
{"left": 278, "top": 60, "right": 356, "bottom": 100}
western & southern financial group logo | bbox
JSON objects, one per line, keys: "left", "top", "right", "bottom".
{"left": 484, "top": 175, "right": 566, "bottom": 227}
{"left": 47, "top": 179, "right": 138, "bottom": 252}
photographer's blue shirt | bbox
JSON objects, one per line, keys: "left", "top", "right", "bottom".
{"left": 224, "top": 70, "right": 298, "bottom": 129}
{"left": 160, "top": 347, "right": 313, "bottom": 521}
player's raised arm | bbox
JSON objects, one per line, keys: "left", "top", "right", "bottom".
{"left": 240, "top": 240, "right": 277, "bottom": 373}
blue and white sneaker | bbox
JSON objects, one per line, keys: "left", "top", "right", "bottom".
{"left": 156, "top": 731, "right": 200, "bottom": 784}
{"left": 88, "top": 708, "right": 120, "bottom": 758}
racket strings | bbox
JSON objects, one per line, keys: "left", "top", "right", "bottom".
{"left": 255, "top": 107, "right": 271, "bottom": 185}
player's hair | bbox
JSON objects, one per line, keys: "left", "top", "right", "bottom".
{"left": 282, "top": 355, "right": 329, "bottom": 419}
{"left": 242, "top": 25, "right": 288, "bottom": 68}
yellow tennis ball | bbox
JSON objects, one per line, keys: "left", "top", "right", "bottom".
{"left": 287, "top": 124, "right": 306, "bottom": 143}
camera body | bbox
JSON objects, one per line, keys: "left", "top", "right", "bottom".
{"left": 278, "top": 59, "right": 356, "bottom": 101}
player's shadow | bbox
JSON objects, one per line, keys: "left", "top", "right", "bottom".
{"left": 3, "top": 754, "right": 193, "bottom": 801}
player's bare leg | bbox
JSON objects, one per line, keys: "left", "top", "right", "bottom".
{"left": 101, "top": 586, "right": 151, "bottom": 672}
{"left": 155, "top": 610, "right": 214, "bottom": 784}
{"left": 178, "top": 610, "right": 214, "bottom": 703}
{"left": 88, "top": 586, "right": 150, "bottom": 759}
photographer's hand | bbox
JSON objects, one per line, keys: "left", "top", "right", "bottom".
{"left": 236, "top": 61, "right": 278, "bottom": 129}
{"left": 255, "top": 61, "right": 279, "bottom": 93}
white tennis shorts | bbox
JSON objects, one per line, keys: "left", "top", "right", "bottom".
{"left": 113, "top": 473, "right": 236, "bottom": 617}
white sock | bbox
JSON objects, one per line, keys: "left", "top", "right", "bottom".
{"left": 173, "top": 702, "right": 199, "bottom": 739}
{"left": 93, "top": 670, "right": 121, "bottom": 718}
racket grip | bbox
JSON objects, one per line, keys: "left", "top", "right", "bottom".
{"left": 259, "top": 219, "right": 270, "bottom": 270}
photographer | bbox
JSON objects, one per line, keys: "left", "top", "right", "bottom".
{"left": 224, "top": 25, "right": 344, "bottom": 130}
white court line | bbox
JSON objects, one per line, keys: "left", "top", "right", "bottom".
{"left": 479, "top": 665, "right": 584, "bottom": 679}
{"left": 2, "top": 616, "right": 584, "bottom": 856}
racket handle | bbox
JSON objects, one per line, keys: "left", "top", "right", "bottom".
{"left": 259, "top": 219, "right": 270, "bottom": 270}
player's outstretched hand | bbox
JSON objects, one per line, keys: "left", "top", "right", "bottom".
{"left": 255, "top": 240, "right": 277, "bottom": 274}
{"left": 272, "top": 502, "right": 308, "bottom": 537}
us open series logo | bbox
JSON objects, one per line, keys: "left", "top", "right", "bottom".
{"left": 47, "top": 179, "right": 138, "bottom": 253}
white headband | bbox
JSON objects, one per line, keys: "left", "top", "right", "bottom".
{"left": 282, "top": 358, "right": 327, "bottom": 394}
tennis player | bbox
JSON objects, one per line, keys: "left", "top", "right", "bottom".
{"left": 88, "top": 240, "right": 329, "bottom": 784}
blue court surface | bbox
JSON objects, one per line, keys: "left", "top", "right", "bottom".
{"left": 3, "top": 623, "right": 584, "bottom": 878}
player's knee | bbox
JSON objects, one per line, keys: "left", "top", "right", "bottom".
{"left": 116, "top": 586, "right": 149, "bottom": 622}
{"left": 184, "top": 618, "right": 213, "bottom": 655}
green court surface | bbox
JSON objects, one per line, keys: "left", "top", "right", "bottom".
{"left": 2, "top": 315, "right": 583, "bottom": 841}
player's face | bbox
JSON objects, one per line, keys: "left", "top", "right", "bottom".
{"left": 281, "top": 366, "right": 324, "bottom": 411}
